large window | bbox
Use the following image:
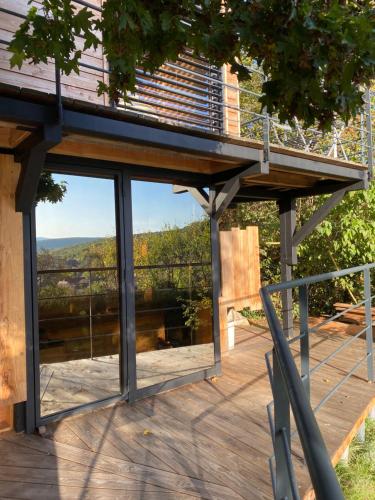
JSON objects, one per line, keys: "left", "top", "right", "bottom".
{"left": 132, "top": 181, "right": 215, "bottom": 389}
{"left": 35, "top": 173, "right": 121, "bottom": 417}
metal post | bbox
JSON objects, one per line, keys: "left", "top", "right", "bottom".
{"left": 299, "top": 284, "right": 310, "bottom": 399}
{"left": 89, "top": 270, "right": 93, "bottom": 360}
{"left": 272, "top": 350, "right": 292, "bottom": 500}
{"left": 363, "top": 267, "right": 374, "bottom": 382}
{"left": 279, "top": 198, "right": 297, "bottom": 338}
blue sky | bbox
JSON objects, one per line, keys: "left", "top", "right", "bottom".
{"left": 36, "top": 174, "right": 204, "bottom": 238}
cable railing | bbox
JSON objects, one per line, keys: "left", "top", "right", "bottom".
{"left": 261, "top": 263, "right": 375, "bottom": 499}
{"left": 0, "top": 1, "right": 373, "bottom": 168}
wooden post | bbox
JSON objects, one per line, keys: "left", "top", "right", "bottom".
{"left": 0, "top": 155, "right": 27, "bottom": 431}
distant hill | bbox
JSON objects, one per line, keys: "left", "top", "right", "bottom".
{"left": 37, "top": 237, "right": 104, "bottom": 251}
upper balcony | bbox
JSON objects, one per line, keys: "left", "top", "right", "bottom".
{"left": 0, "top": 0, "right": 373, "bottom": 200}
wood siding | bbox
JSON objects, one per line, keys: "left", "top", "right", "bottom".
{"left": 0, "top": 155, "right": 26, "bottom": 431}
{"left": 0, "top": 2, "right": 234, "bottom": 135}
{"left": 0, "top": 0, "right": 106, "bottom": 105}
{"left": 223, "top": 65, "right": 240, "bottom": 136}
{"left": 219, "top": 226, "right": 261, "bottom": 352}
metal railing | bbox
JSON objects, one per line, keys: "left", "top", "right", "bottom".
{"left": 37, "top": 260, "right": 212, "bottom": 358}
{"left": 261, "top": 263, "right": 375, "bottom": 499}
{"left": 0, "top": 1, "right": 373, "bottom": 167}
{"left": 38, "top": 265, "right": 119, "bottom": 360}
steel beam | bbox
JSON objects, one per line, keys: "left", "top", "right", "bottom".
{"left": 278, "top": 197, "right": 296, "bottom": 338}
{"left": 174, "top": 161, "right": 267, "bottom": 218}
{"left": 62, "top": 109, "right": 262, "bottom": 163}
{"left": 213, "top": 161, "right": 266, "bottom": 219}
{"left": 15, "top": 124, "right": 62, "bottom": 213}
{"left": 173, "top": 185, "right": 210, "bottom": 213}
{"left": 0, "top": 95, "right": 57, "bottom": 126}
{"left": 292, "top": 186, "right": 349, "bottom": 248}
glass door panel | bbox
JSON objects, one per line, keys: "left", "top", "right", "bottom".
{"left": 35, "top": 173, "right": 121, "bottom": 417}
{"left": 131, "top": 181, "right": 215, "bottom": 389}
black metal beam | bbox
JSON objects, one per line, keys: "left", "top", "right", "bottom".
{"left": 290, "top": 179, "right": 366, "bottom": 198}
{"left": 213, "top": 161, "right": 266, "bottom": 219}
{"left": 173, "top": 185, "right": 210, "bottom": 213}
{"left": 293, "top": 187, "right": 347, "bottom": 247}
{"left": 0, "top": 95, "right": 56, "bottom": 126}
{"left": 269, "top": 151, "right": 366, "bottom": 181}
{"left": 46, "top": 153, "right": 211, "bottom": 187}
{"left": 62, "top": 109, "right": 262, "bottom": 163}
{"left": 15, "top": 124, "right": 62, "bottom": 213}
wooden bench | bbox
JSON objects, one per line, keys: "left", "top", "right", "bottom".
{"left": 334, "top": 302, "right": 375, "bottom": 325}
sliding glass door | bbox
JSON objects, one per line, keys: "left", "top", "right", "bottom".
{"left": 31, "top": 168, "right": 218, "bottom": 424}
{"left": 35, "top": 172, "right": 122, "bottom": 418}
{"left": 131, "top": 180, "right": 215, "bottom": 390}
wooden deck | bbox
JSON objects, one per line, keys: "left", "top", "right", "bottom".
{"left": 40, "top": 344, "right": 215, "bottom": 416}
{"left": 0, "top": 321, "right": 374, "bottom": 499}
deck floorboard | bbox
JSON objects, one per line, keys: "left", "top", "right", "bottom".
{"left": 0, "top": 321, "right": 374, "bottom": 499}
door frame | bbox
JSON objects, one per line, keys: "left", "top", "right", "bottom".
{"left": 24, "top": 159, "right": 221, "bottom": 432}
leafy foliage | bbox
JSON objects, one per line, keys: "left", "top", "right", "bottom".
{"left": 221, "top": 181, "right": 375, "bottom": 314}
{"left": 9, "top": 0, "right": 375, "bottom": 129}
{"left": 36, "top": 172, "right": 67, "bottom": 204}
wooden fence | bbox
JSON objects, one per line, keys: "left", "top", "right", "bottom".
{"left": 219, "top": 226, "right": 262, "bottom": 352}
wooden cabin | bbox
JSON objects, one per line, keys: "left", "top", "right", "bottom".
{"left": 0, "top": 2, "right": 374, "bottom": 499}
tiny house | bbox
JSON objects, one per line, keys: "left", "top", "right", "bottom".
{"left": 0, "top": 2, "right": 374, "bottom": 498}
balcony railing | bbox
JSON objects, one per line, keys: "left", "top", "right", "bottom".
{"left": 37, "top": 261, "right": 212, "bottom": 361}
{"left": 0, "top": 0, "right": 373, "bottom": 169}
{"left": 261, "top": 263, "right": 375, "bottom": 499}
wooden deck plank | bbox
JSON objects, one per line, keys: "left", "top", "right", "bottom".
{"left": 3, "top": 434, "right": 240, "bottom": 500}
{"left": 0, "top": 321, "right": 373, "bottom": 499}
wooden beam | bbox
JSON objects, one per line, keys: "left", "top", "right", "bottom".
{"left": 15, "top": 124, "right": 61, "bottom": 213}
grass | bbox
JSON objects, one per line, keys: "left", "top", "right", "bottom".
{"left": 336, "top": 419, "right": 375, "bottom": 499}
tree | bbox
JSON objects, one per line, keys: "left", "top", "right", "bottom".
{"left": 220, "top": 182, "right": 375, "bottom": 314}
{"left": 37, "top": 171, "right": 67, "bottom": 204}
{"left": 9, "top": 0, "right": 375, "bottom": 130}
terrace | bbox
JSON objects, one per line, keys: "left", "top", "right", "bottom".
{"left": 0, "top": 318, "right": 374, "bottom": 499}
{"left": 0, "top": 2, "right": 374, "bottom": 499}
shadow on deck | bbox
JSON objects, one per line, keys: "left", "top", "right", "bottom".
{"left": 0, "top": 321, "right": 374, "bottom": 499}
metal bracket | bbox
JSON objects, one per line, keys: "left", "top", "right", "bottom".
{"left": 213, "top": 161, "right": 267, "bottom": 219}
{"left": 173, "top": 161, "right": 267, "bottom": 219}
{"left": 172, "top": 185, "right": 210, "bottom": 213}
{"left": 292, "top": 184, "right": 354, "bottom": 248}
{"left": 15, "top": 124, "right": 62, "bottom": 213}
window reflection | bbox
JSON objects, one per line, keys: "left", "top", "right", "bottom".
{"left": 132, "top": 181, "right": 215, "bottom": 388}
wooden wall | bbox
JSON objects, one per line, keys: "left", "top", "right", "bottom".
{"left": 219, "top": 226, "right": 261, "bottom": 352}
{"left": 0, "top": 0, "right": 107, "bottom": 105}
{"left": 0, "top": 3, "right": 241, "bottom": 136}
{"left": 0, "top": 155, "right": 26, "bottom": 432}
{"left": 223, "top": 65, "right": 241, "bottom": 137}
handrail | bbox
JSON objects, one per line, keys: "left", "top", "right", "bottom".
{"left": 37, "top": 262, "right": 211, "bottom": 274}
{"left": 266, "top": 262, "right": 375, "bottom": 293}
{"left": 261, "top": 288, "right": 344, "bottom": 500}
{"left": 261, "top": 262, "right": 375, "bottom": 499}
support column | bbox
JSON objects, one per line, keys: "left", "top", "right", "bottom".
{"left": 278, "top": 198, "right": 297, "bottom": 338}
